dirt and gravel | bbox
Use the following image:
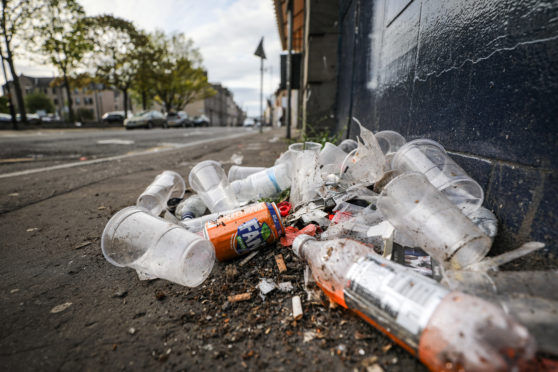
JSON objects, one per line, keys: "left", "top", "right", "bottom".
{"left": 0, "top": 128, "right": 427, "bottom": 371}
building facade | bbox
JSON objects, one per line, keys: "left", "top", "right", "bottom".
{"left": 184, "top": 84, "right": 245, "bottom": 126}
{"left": 2, "top": 74, "right": 130, "bottom": 122}
{"left": 274, "top": 0, "right": 558, "bottom": 254}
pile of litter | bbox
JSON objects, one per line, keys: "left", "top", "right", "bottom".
{"left": 101, "top": 120, "right": 557, "bottom": 371}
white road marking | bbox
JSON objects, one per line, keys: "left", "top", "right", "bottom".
{"left": 0, "top": 131, "right": 256, "bottom": 179}
{"left": 97, "top": 139, "right": 135, "bottom": 145}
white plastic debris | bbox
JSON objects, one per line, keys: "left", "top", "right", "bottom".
{"left": 257, "top": 278, "right": 277, "bottom": 300}
{"left": 278, "top": 282, "right": 294, "bottom": 292}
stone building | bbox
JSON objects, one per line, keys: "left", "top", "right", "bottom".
{"left": 2, "top": 74, "right": 130, "bottom": 122}
{"left": 184, "top": 83, "right": 245, "bottom": 126}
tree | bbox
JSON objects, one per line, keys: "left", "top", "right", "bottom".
{"left": 150, "top": 32, "right": 215, "bottom": 113}
{"left": 88, "top": 15, "right": 144, "bottom": 119}
{"left": 131, "top": 39, "right": 160, "bottom": 110}
{"left": 35, "top": 0, "right": 92, "bottom": 123}
{"left": 0, "top": 95, "right": 8, "bottom": 113}
{"left": 0, "top": 0, "right": 39, "bottom": 126}
{"left": 25, "top": 92, "right": 54, "bottom": 113}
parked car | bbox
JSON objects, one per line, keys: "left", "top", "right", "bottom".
{"left": 166, "top": 111, "right": 191, "bottom": 128}
{"left": 41, "top": 114, "right": 62, "bottom": 123}
{"left": 192, "top": 114, "right": 210, "bottom": 127}
{"left": 243, "top": 118, "right": 256, "bottom": 127}
{"left": 102, "top": 111, "right": 133, "bottom": 124}
{"left": 16, "top": 113, "right": 41, "bottom": 124}
{"left": 124, "top": 111, "right": 167, "bottom": 129}
{"left": 0, "top": 113, "right": 13, "bottom": 124}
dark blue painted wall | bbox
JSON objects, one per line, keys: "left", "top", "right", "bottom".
{"left": 336, "top": 0, "right": 558, "bottom": 255}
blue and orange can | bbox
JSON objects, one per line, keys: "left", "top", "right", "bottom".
{"left": 203, "top": 202, "right": 285, "bottom": 261}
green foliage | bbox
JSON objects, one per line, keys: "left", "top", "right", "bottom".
{"left": 149, "top": 31, "right": 215, "bottom": 112}
{"left": 0, "top": 96, "right": 9, "bottom": 113}
{"left": 298, "top": 120, "right": 346, "bottom": 148}
{"left": 87, "top": 15, "right": 144, "bottom": 117}
{"left": 24, "top": 92, "right": 54, "bottom": 113}
{"left": 35, "top": 0, "right": 92, "bottom": 122}
{"left": 258, "top": 188, "right": 290, "bottom": 204}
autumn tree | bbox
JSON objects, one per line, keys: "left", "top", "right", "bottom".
{"left": 150, "top": 31, "right": 215, "bottom": 113}
{"left": 88, "top": 15, "right": 146, "bottom": 119}
{"left": 35, "top": 0, "right": 92, "bottom": 123}
{"left": 0, "top": 0, "right": 40, "bottom": 126}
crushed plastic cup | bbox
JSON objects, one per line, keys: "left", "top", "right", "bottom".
{"left": 228, "top": 165, "right": 266, "bottom": 182}
{"left": 101, "top": 206, "right": 215, "bottom": 287}
{"left": 377, "top": 172, "right": 491, "bottom": 269}
{"left": 338, "top": 139, "right": 358, "bottom": 153}
{"left": 136, "top": 170, "right": 186, "bottom": 216}
{"left": 318, "top": 142, "right": 347, "bottom": 170}
{"left": 188, "top": 160, "right": 239, "bottom": 213}
{"left": 392, "top": 139, "right": 484, "bottom": 214}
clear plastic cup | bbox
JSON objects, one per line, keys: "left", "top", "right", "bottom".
{"left": 188, "top": 160, "right": 239, "bottom": 213}
{"left": 228, "top": 166, "right": 266, "bottom": 182}
{"left": 136, "top": 170, "right": 186, "bottom": 216}
{"left": 318, "top": 142, "right": 347, "bottom": 169}
{"left": 232, "top": 163, "right": 291, "bottom": 203}
{"left": 377, "top": 172, "right": 491, "bottom": 269}
{"left": 375, "top": 131, "right": 406, "bottom": 169}
{"left": 391, "top": 139, "right": 484, "bottom": 214}
{"left": 288, "top": 141, "right": 322, "bottom": 154}
{"left": 338, "top": 139, "right": 358, "bottom": 153}
{"left": 375, "top": 130, "right": 406, "bottom": 155}
{"left": 289, "top": 150, "right": 321, "bottom": 208}
{"left": 101, "top": 206, "right": 215, "bottom": 287}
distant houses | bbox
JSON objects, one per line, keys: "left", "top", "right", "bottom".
{"left": 2, "top": 75, "right": 246, "bottom": 126}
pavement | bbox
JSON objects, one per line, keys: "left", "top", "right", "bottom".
{"left": 0, "top": 127, "right": 425, "bottom": 371}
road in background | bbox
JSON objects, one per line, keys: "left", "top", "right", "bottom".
{"left": 0, "top": 127, "right": 256, "bottom": 175}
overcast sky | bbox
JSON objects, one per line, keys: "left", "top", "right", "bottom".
{"left": 3, "top": 0, "right": 282, "bottom": 117}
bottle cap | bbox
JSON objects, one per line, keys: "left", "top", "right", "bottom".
{"left": 292, "top": 234, "right": 316, "bottom": 258}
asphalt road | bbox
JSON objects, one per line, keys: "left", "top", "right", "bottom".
{"left": 0, "top": 126, "right": 258, "bottom": 175}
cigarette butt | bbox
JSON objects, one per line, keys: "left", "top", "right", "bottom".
{"left": 275, "top": 254, "right": 287, "bottom": 273}
{"left": 228, "top": 293, "right": 251, "bottom": 303}
{"left": 292, "top": 295, "right": 303, "bottom": 320}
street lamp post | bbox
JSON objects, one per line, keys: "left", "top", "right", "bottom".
{"left": 254, "top": 37, "right": 266, "bottom": 134}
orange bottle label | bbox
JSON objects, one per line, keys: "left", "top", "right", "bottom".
{"left": 204, "top": 202, "right": 284, "bottom": 261}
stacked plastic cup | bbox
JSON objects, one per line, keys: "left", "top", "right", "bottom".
{"left": 391, "top": 139, "right": 484, "bottom": 214}
{"left": 137, "top": 170, "right": 186, "bottom": 216}
{"left": 377, "top": 172, "right": 491, "bottom": 269}
{"left": 188, "top": 160, "right": 239, "bottom": 213}
{"left": 101, "top": 206, "right": 215, "bottom": 287}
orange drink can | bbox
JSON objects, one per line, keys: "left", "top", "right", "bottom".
{"left": 204, "top": 202, "right": 285, "bottom": 261}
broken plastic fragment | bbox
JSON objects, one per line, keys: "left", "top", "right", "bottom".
{"left": 465, "top": 241, "right": 545, "bottom": 272}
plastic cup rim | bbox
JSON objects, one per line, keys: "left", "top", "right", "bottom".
{"left": 288, "top": 141, "right": 322, "bottom": 153}
{"left": 391, "top": 138, "right": 446, "bottom": 169}
{"left": 101, "top": 206, "right": 146, "bottom": 267}
{"left": 178, "top": 235, "right": 215, "bottom": 287}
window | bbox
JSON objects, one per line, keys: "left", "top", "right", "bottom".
{"left": 54, "top": 98, "right": 58, "bottom": 105}
{"left": 75, "top": 97, "right": 80, "bottom": 104}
